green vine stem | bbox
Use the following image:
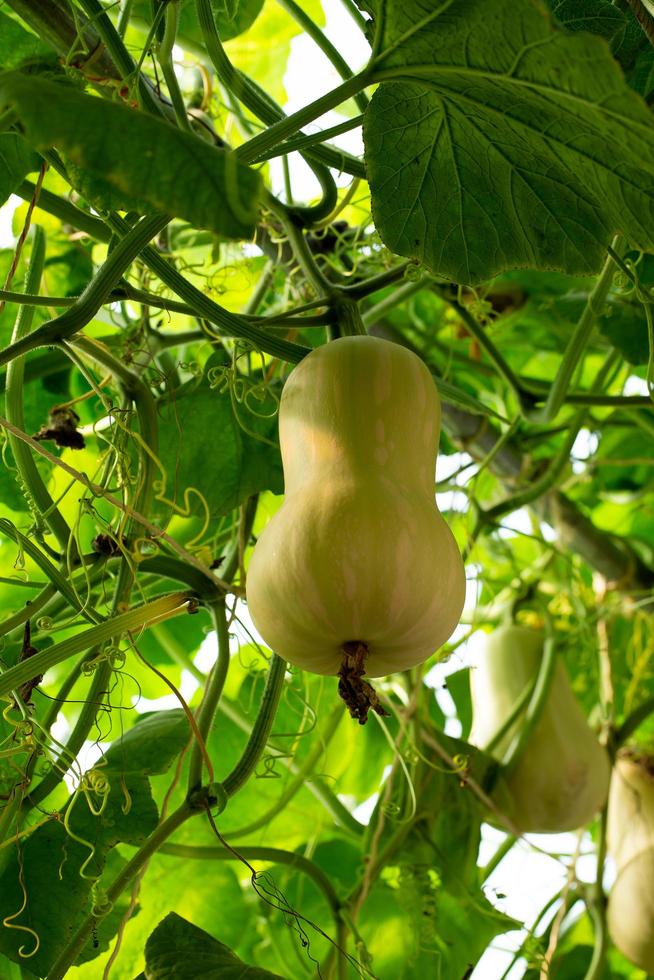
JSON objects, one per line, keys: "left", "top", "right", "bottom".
{"left": 106, "top": 213, "right": 313, "bottom": 364}
{"left": 16, "top": 180, "right": 111, "bottom": 242}
{"left": 480, "top": 834, "right": 517, "bottom": 882}
{"left": 186, "top": 598, "right": 232, "bottom": 793}
{"left": 0, "top": 213, "right": 170, "bottom": 370}
{"left": 276, "top": 0, "right": 369, "bottom": 112}
{"left": 0, "top": 591, "right": 193, "bottom": 699}
{"left": 227, "top": 704, "right": 345, "bottom": 838}
{"left": 499, "top": 633, "right": 558, "bottom": 779}
{"left": 75, "top": 0, "right": 165, "bottom": 115}
{"left": 195, "top": 0, "right": 338, "bottom": 223}
{"left": 265, "top": 192, "right": 336, "bottom": 297}
{"left": 234, "top": 73, "right": 370, "bottom": 166}
{"left": 583, "top": 806, "right": 609, "bottom": 980}
{"left": 4, "top": 226, "right": 72, "bottom": 552}
{"left": 523, "top": 237, "right": 624, "bottom": 423}
{"left": 616, "top": 694, "right": 654, "bottom": 744}
{"left": 187, "top": 498, "right": 258, "bottom": 792}
{"left": 157, "top": 1, "right": 192, "bottom": 131}
{"left": 222, "top": 654, "right": 287, "bottom": 796}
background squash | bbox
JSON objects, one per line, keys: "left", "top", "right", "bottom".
{"left": 469, "top": 624, "right": 610, "bottom": 833}
{"left": 607, "top": 749, "right": 654, "bottom": 973}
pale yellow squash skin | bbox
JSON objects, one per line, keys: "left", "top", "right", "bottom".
{"left": 469, "top": 625, "right": 610, "bottom": 833}
{"left": 245, "top": 336, "right": 466, "bottom": 677}
{"left": 607, "top": 751, "right": 654, "bottom": 972}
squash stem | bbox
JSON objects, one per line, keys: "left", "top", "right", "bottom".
{"left": 338, "top": 642, "right": 388, "bottom": 725}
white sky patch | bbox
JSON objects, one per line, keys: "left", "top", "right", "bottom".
{"left": 270, "top": 0, "right": 370, "bottom": 202}
{"left": 571, "top": 427, "right": 599, "bottom": 475}
{"left": 62, "top": 740, "right": 111, "bottom": 794}
{"left": 496, "top": 506, "right": 533, "bottom": 538}
{"left": 472, "top": 826, "right": 593, "bottom": 978}
{"left": 623, "top": 374, "right": 649, "bottom": 396}
{"left": 132, "top": 668, "right": 199, "bottom": 713}
{"left": 0, "top": 194, "right": 20, "bottom": 247}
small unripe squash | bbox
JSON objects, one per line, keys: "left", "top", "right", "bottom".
{"left": 246, "top": 336, "right": 465, "bottom": 684}
{"left": 607, "top": 750, "right": 654, "bottom": 973}
{"left": 469, "top": 625, "right": 610, "bottom": 833}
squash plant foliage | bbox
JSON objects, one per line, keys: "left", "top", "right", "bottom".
{"left": 1, "top": 0, "right": 654, "bottom": 977}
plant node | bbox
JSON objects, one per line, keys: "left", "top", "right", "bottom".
{"left": 338, "top": 641, "right": 389, "bottom": 725}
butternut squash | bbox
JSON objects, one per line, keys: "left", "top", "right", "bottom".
{"left": 469, "top": 625, "right": 610, "bottom": 832}
{"left": 246, "top": 335, "right": 465, "bottom": 720}
{"left": 607, "top": 749, "right": 654, "bottom": 973}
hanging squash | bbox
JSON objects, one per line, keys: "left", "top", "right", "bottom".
{"left": 607, "top": 749, "right": 654, "bottom": 973}
{"left": 469, "top": 624, "right": 610, "bottom": 832}
{"left": 246, "top": 335, "right": 466, "bottom": 722}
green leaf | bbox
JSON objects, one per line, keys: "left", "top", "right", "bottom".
{"left": 363, "top": 0, "right": 654, "bottom": 283}
{"left": 143, "top": 911, "right": 285, "bottom": 979}
{"left": 0, "top": 134, "right": 39, "bottom": 207}
{"left": 179, "top": 0, "right": 265, "bottom": 42}
{"left": 549, "top": 0, "right": 626, "bottom": 43}
{"left": 0, "top": 770, "right": 157, "bottom": 974}
{"left": 103, "top": 709, "right": 192, "bottom": 775}
{"left": 0, "top": 73, "right": 262, "bottom": 240}
{"left": 597, "top": 300, "right": 650, "bottom": 364}
{"left": 0, "top": 12, "right": 57, "bottom": 71}
{"left": 152, "top": 358, "right": 282, "bottom": 523}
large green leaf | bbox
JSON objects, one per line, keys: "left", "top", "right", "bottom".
{"left": 0, "top": 134, "right": 39, "bottom": 207}
{"left": 0, "top": 769, "right": 157, "bottom": 975}
{"left": 142, "top": 912, "right": 285, "bottom": 979}
{"left": 103, "top": 709, "right": 192, "bottom": 775}
{"left": 152, "top": 357, "right": 282, "bottom": 523}
{"left": 0, "top": 73, "right": 262, "bottom": 240}
{"left": 362, "top": 0, "right": 654, "bottom": 283}
{"left": 0, "top": 11, "right": 57, "bottom": 71}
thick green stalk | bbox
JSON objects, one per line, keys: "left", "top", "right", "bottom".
{"left": 524, "top": 239, "right": 623, "bottom": 423}
{"left": 0, "top": 214, "right": 170, "bottom": 370}
{"left": 16, "top": 181, "right": 110, "bottom": 242}
{"left": 158, "top": 2, "right": 192, "bottom": 131}
{"left": 227, "top": 705, "right": 345, "bottom": 837}
{"left": 222, "top": 654, "right": 287, "bottom": 796}
{"left": 0, "top": 592, "right": 192, "bottom": 699}
{"left": 254, "top": 114, "right": 365, "bottom": 163}
{"left": 186, "top": 598, "right": 231, "bottom": 793}
{"left": 106, "top": 213, "right": 312, "bottom": 363}
{"left": 195, "top": 0, "right": 338, "bottom": 222}
{"left": 235, "top": 73, "right": 371, "bottom": 166}
{"left": 500, "top": 635, "right": 558, "bottom": 778}
{"left": 583, "top": 807, "right": 609, "bottom": 980}
{"left": 4, "top": 226, "right": 71, "bottom": 552}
